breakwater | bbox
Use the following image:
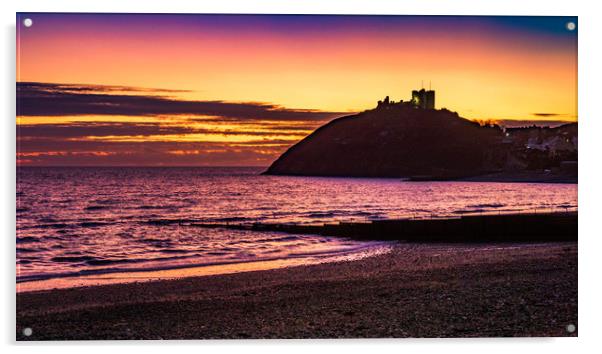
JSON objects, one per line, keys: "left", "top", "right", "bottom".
{"left": 189, "top": 212, "right": 577, "bottom": 243}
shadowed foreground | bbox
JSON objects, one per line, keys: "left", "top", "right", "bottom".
{"left": 17, "top": 243, "right": 577, "bottom": 340}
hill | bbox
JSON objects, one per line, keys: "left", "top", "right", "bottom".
{"left": 264, "top": 103, "right": 505, "bottom": 178}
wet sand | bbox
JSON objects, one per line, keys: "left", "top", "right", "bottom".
{"left": 16, "top": 242, "right": 577, "bottom": 340}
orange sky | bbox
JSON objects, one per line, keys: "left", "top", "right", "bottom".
{"left": 16, "top": 14, "right": 578, "bottom": 166}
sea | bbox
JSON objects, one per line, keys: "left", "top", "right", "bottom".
{"left": 16, "top": 166, "right": 578, "bottom": 290}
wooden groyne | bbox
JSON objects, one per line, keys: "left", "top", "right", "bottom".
{"left": 189, "top": 212, "right": 577, "bottom": 243}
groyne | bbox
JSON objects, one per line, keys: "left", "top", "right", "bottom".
{"left": 188, "top": 212, "right": 577, "bottom": 243}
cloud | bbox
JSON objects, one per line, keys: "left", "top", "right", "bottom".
{"left": 531, "top": 113, "right": 565, "bottom": 117}
{"left": 17, "top": 122, "right": 196, "bottom": 139}
{"left": 16, "top": 139, "right": 288, "bottom": 167}
{"left": 18, "top": 82, "right": 191, "bottom": 94}
{"left": 15, "top": 82, "right": 348, "bottom": 166}
{"left": 16, "top": 122, "right": 308, "bottom": 140}
{"left": 16, "top": 138, "right": 291, "bottom": 153}
{"left": 17, "top": 82, "right": 345, "bottom": 121}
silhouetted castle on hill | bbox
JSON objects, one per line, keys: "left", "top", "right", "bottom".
{"left": 376, "top": 87, "right": 436, "bottom": 110}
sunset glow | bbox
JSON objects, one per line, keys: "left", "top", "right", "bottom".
{"left": 16, "top": 14, "right": 577, "bottom": 166}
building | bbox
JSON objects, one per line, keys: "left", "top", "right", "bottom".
{"left": 375, "top": 86, "right": 436, "bottom": 110}
{"left": 411, "top": 89, "right": 435, "bottom": 109}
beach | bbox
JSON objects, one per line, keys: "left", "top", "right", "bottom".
{"left": 16, "top": 242, "right": 577, "bottom": 340}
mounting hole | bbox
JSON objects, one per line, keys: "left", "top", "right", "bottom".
{"left": 566, "top": 22, "right": 576, "bottom": 31}
{"left": 566, "top": 324, "right": 576, "bottom": 333}
{"left": 23, "top": 18, "right": 33, "bottom": 28}
{"left": 22, "top": 327, "right": 33, "bottom": 336}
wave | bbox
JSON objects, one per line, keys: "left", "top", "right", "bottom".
{"left": 17, "top": 247, "right": 42, "bottom": 253}
{"left": 79, "top": 221, "right": 110, "bottom": 227}
{"left": 137, "top": 205, "right": 173, "bottom": 210}
{"left": 138, "top": 237, "right": 173, "bottom": 247}
{"left": 307, "top": 211, "right": 337, "bottom": 218}
{"left": 466, "top": 203, "right": 506, "bottom": 208}
{"left": 23, "top": 219, "right": 120, "bottom": 230}
{"left": 17, "top": 242, "right": 391, "bottom": 285}
{"left": 35, "top": 222, "right": 71, "bottom": 229}
{"left": 16, "top": 236, "right": 39, "bottom": 244}
{"left": 144, "top": 219, "right": 185, "bottom": 226}
{"left": 209, "top": 216, "right": 251, "bottom": 223}
{"left": 85, "top": 205, "right": 108, "bottom": 211}
{"left": 255, "top": 235, "right": 300, "bottom": 243}
{"left": 91, "top": 199, "right": 120, "bottom": 205}
{"left": 51, "top": 255, "right": 98, "bottom": 263}
{"left": 159, "top": 249, "right": 188, "bottom": 254}
{"left": 48, "top": 252, "right": 205, "bottom": 267}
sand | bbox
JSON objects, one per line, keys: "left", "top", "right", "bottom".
{"left": 16, "top": 242, "right": 577, "bottom": 340}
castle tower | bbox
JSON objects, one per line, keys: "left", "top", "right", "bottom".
{"left": 411, "top": 88, "right": 435, "bottom": 109}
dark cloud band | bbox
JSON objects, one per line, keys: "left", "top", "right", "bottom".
{"left": 17, "top": 82, "right": 345, "bottom": 121}
{"left": 531, "top": 113, "right": 565, "bottom": 117}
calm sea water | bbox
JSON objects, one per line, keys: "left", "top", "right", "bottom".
{"left": 16, "top": 167, "right": 577, "bottom": 284}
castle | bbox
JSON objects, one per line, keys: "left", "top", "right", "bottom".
{"left": 377, "top": 87, "right": 435, "bottom": 110}
{"left": 411, "top": 88, "right": 435, "bottom": 109}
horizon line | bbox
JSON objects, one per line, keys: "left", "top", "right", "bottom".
{"left": 16, "top": 165, "right": 270, "bottom": 168}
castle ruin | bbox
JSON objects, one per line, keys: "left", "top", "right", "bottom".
{"left": 377, "top": 87, "right": 435, "bottom": 110}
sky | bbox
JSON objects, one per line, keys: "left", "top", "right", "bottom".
{"left": 16, "top": 14, "right": 578, "bottom": 166}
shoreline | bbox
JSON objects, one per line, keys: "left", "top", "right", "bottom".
{"left": 16, "top": 243, "right": 391, "bottom": 293}
{"left": 17, "top": 241, "right": 577, "bottom": 339}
